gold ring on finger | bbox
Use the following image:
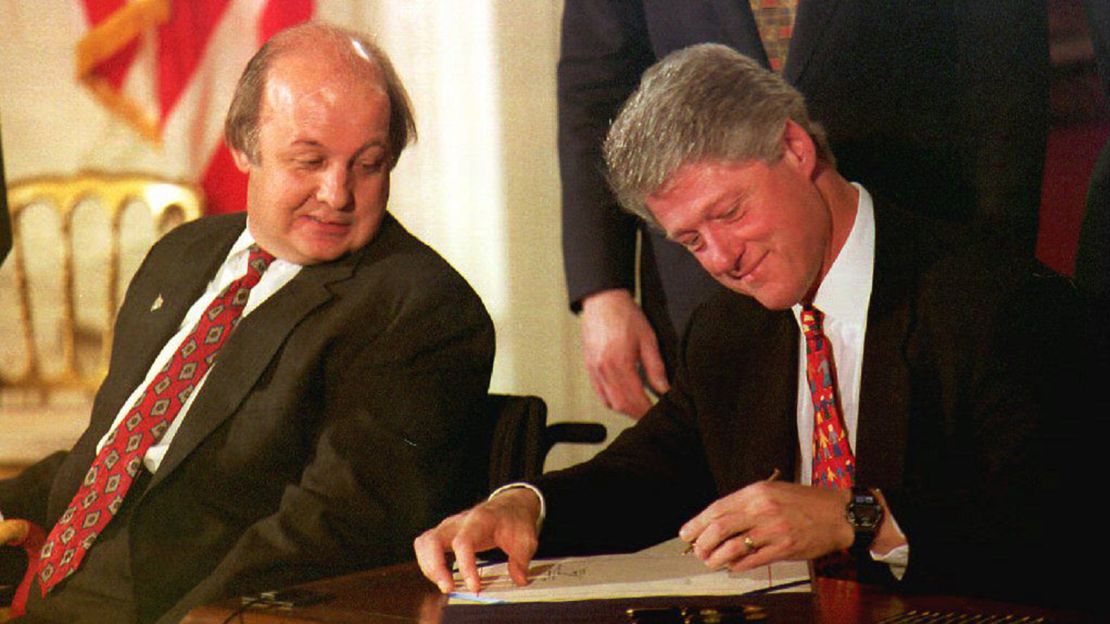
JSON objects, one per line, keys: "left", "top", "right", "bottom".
{"left": 743, "top": 535, "right": 757, "bottom": 551}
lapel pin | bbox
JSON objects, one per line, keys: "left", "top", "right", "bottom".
{"left": 151, "top": 295, "right": 164, "bottom": 312}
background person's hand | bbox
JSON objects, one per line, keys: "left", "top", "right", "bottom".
{"left": 579, "top": 289, "right": 669, "bottom": 419}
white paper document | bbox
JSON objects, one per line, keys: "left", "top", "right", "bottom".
{"left": 449, "top": 537, "right": 810, "bottom": 604}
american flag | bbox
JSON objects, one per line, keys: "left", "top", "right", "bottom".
{"left": 77, "top": 0, "right": 314, "bottom": 214}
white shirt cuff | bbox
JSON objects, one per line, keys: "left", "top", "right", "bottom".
{"left": 869, "top": 513, "right": 909, "bottom": 580}
{"left": 488, "top": 482, "right": 546, "bottom": 532}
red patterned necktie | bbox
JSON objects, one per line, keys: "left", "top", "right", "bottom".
{"left": 800, "top": 305, "right": 858, "bottom": 579}
{"left": 748, "top": 0, "right": 799, "bottom": 72}
{"left": 800, "top": 305, "right": 855, "bottom": 488}
{"left": 37, "top": 245, "right": 275, "bottom": 594}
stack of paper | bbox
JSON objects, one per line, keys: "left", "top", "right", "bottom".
{"left": 449, "top": 538, "right": 810, "bottom": 604}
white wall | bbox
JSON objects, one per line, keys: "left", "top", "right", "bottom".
{"left": 0, "top": 0, "right": 632, "bottom": 470}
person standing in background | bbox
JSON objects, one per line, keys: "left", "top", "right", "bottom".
{"left": 560, "top": 1, "right": 1050, "bottom": 418}
{"left": 1077, "top": 0, "right": 1110, "bottom": 301}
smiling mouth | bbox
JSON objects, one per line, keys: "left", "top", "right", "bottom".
{"left": 733, "top": 253, "right": 766, "bottom": 282}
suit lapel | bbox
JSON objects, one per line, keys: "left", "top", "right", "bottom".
{"left": 708, "top": 0, "right": 769, "bottom": 66}
{"left": 87, "top": 220, "right": 238, "bottom": 437}
{"left": 706, "top": 300, "right": 798, "bottom": 491}
{"left": 783, "top": 0, "right": 841, "bottom": 85}
{"left": 735, "top": 313, "right": 799, "bottom": 486}
{"left": 134, "top": 226, "right": 232, "bottom": 368}
{"left": 710, "top": 0, "right": 841, "bottom": 81}
{"left": 855, "top": 202, "right": 917, "bottom": 492}
{"left": 147, "top": 250, "right": 359, "bottom": 488}
{"left": 48, "top": 218, "right": 241, "bottom": 519}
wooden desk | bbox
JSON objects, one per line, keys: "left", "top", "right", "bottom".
{"left": 183, "top": 562, "right": 1100, "bottom": 623}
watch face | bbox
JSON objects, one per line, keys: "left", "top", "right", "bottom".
{"left": 848, "top": 490, "right": 883, "bottom": 530}
{"left": 848, "top": 503, "right": 882, "bottom": 529}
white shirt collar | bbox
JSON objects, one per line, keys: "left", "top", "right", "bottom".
{"left": 226, "top": 225, "right": 258, "bottom": 263}
{"left": 793, "top": 182, "right": 875, "bottom": 325}
{"left": 230, "top": 218, "right": 303, "bottom": 270}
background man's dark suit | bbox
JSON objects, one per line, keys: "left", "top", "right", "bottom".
{"left": 0, "top": 212, "right": 495, "bottom": 623}
{"left": 559, "top": 0, "right": 1049, "bottom": 369}
{"left": 1077, "top": 0, "right": 1110, "bottom": 301}
{"left": 540, "top": 200, "right": 1098, "bottom": 608}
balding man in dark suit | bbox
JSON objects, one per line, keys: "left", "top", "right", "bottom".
{"left": 0, "top": 23, "right": 494, "bottom": 624}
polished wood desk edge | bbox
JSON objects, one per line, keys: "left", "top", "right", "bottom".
{"left": 184, "top": 562, "right": 1105, "bottom": 624}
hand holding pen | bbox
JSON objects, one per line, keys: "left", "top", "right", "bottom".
{"left": 682, "top": 469, "right": 779, "bottom": 556}
{"left": 678, "top": 468, "right": 856, "bottom": 572}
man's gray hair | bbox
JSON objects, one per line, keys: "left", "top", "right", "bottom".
{"left": 225, "top": 22, "right": 416, "bottom": 168}
{"left": 603, "top": 43, "right": 833, "bottom": 226}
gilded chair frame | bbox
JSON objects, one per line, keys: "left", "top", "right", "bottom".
{"left": 2, "top": 171, "right": 203, "bottom": 397}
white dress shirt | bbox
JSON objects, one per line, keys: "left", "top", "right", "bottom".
{"left": 791, "top": 184, "right": 908, "bottom": 574}
{"left": 503, "top": 185, "right": 907, "bottom": 573}
{"left": 94, "top": 225, "right": 302, "bottom": 473}
{"left": 791, "top": 183, "right": 874, "bottom": 486}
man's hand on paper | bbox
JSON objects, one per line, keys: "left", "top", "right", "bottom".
{"left": 414, "top": 487, "right": 541, "bottom": 594}
{"left": 679, "top": 481, "right": 854, "bottom": 572}
{"left": 579, "top": 289, "right": 670, "bottom": 419}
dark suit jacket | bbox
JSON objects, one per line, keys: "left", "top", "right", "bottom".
{"left": 558, "top": 0, "right": 1049, "bottom": 371}
{"left": 0, "top": 212, "right": 496, "bottom": 623}
{"left": 539, "top": 201, "right": 1101, "bottom": 609}
{"left": 1077, "top": 0, "right": 1110, "bottom": 300}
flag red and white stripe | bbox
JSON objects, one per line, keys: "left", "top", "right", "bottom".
{"left": 77, "top": 0, "right": 314, "bottom": 214}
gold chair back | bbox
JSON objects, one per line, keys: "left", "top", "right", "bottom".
{"left": 0, "top": 172, "right": 203, "bottom": 401}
